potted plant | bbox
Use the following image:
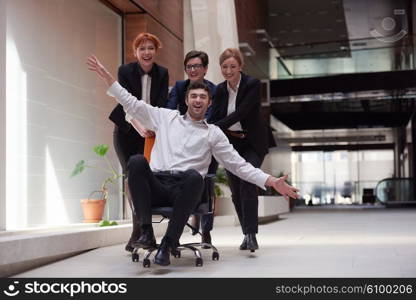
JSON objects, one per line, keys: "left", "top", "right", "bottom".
{"left": 213, "top": 167, "right": 229, "bottom": 215}
{"left": 71, "top": 144, "right": 122, "bottom": 226}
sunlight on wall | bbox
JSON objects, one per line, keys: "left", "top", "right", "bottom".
{"left": 6, "top": 37, "right": 27, "bottom": 229}
{"left": 46, "top": 146, "right": 69, "bottom": 225}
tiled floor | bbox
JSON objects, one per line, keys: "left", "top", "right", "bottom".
{"left": 15, "top": 207, "right": 416, "bottom": 277}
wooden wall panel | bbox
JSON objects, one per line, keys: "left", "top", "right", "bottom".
{"left": 146, "top": 15, "right": 183, "bottom": 84}
{"left": 235, "top": 0, "right": 269, "bottom": 79}
{"left": 124, "top": 14, "right": 184, "bottom": 85}
{"left": 101, "top": 0, "right": 144, "bottom": 13}
{"left": 124, "top": 14, "right": 147, "bottom": 63}
{"left": 131, "top": 0, "right": 183, "bottom": 40}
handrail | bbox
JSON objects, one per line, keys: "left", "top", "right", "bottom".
{"left": 374, "top": 177, "right": 415, "bottom": 204}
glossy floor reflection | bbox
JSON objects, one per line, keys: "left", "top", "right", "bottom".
{"left": 15, "top": 207, "right": 416, "bottom": 277}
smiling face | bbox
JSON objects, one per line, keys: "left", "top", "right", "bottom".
{"left": 185, "top": 88, "right": 211, "bottom": 121}
{"left": 220, "top": 57, "right": 242, "bottom": 86}
{"left": 185, "top": 57, "right": 208, "bottom": 83}
{"left": 135, "top": 40, "right": 157, "bottom": 71}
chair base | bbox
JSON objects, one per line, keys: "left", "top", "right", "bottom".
{"left": 131, "top": 241, "right": 219, "bottom": 268}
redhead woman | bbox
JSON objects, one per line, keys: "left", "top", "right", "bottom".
{"left": 109, "top": 33, "right": 169, "bottom": 252}
{"left": 210, "top": 48, "right": 269, "bottom": 252}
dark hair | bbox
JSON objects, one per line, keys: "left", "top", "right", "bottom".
{"left": 185, "top": 81, "right": 212, "bottom": 100}
{"left": 184, "top": 50, "right": 209, "bottom": 68}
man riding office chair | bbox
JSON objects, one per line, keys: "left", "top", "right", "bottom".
{"left": 86, "top": 55, "right": 300, "bottom": 267}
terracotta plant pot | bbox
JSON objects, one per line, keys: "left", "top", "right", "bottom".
{"left": 80, "top": 198, "right": 106, "bottom": 223}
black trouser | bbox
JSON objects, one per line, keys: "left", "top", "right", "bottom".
{"left": 194, "top": 158, "right": 218, "bottom": 232}
{"left": 113, "top": 125, "right": 144, "bottom": 241}
{"left": 226, "top": 136, "right": 264, "bottom": 234}
{"left": 127, "top": 155, "right": 204, "bottom": 243}
{"left": 113, "top": 126, "right": 145, "bottom": 175}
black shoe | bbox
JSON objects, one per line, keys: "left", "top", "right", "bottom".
{"left": 239, "top": 235, "right": 248, "bottom": 250}
{"left": 190, "top": 215, "right": 200, "bottom": 235}
{"left": 245, "top": 233, "right": 259, "bottom": 252}
{"left": 201, "top": 231, "right": 211, "bottom": 249}
{"left": 125, "top": 218, "right": 141, "bottom": 252}
{"left": 125, "top": 241, "right": 135, "bottom": 253}
{"left": 132, "top": 227, "right": 156, "bottom": 249}
{"left": 154, "top": 237, "right": 174, "bottom": 266}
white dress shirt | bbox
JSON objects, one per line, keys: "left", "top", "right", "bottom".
{"left": 107, "top": 82, "right": 269, "bottom": 189}
{"left": 125, "top": 73, "right": 152, "bottom": 123}
{"left": 226, "top": 76, "right": 243, "bottom": 131}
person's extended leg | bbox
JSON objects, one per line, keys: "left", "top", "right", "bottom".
{"left": 199, "top": 158, "right": 219, "bottom": 246}
{"left": 127, "top": 155, "right": 169, "bottom": 249}
{"left": 155, "top": 169, "right": 204, "bottom": 266}
{"left": 238, "top": 148, "right": 264, "bottom": 251}
{"left": 113, "top": 127, "right": 144, "bottom": 252}
{"left": 226, "top": 170, "right": 244, "bottom": 232}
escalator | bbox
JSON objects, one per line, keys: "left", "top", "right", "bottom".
{"left": 375, "top": 178, "right": 416, "bottom": 207}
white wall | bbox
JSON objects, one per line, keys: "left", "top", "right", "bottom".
{"left": 0, "top": 0, "right": 6, "bottom": 231}
{"left": 5, "top": 0, "right": 122, "bottom": 229}
{"left": 262, "top": 141, "right": 292, "bottom": 178}
{"left": 184, "top": 0, "right": 239, "bottom": 83}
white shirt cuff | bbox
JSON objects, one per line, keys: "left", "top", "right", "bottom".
{"left": 106, "top": 81, "right": 121, "bottom": 97}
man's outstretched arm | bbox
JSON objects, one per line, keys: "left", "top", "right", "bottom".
{"left": 264, "top": 175, "right": 299, "bottom": 201}
{"left": 211, "top": 127, "right": 299, "bottom": 201}
{"left": 86, "top": 55, "right": 166, "bottom": 131}
{"left": 86, "top": 55, "right": 116, "bottom": 87}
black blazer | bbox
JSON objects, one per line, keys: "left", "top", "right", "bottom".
{"left": 109, "top": 62, "right": 169, "bottom": 133}
{"left": 210, "top": 72, "right": 269, "bottom": 158}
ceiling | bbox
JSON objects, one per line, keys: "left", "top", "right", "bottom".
{"left": 265, "top": 0, "right": 415, "bottom": 140}
{"left": 268, "top": 0, "right": 350, "bottom": 59}
{"left": 267, "top": 0, "right": 410, "bottom": 60}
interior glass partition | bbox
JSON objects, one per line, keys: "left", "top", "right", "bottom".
{"left": 293, "top": 149, "right": 394, "bottom": 205}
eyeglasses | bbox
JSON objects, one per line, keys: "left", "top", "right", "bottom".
{"left": 185, "top": 64, "right": 204, "bottom": 71}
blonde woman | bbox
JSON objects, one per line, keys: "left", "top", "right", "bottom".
{"left": 210, "top": 48, "right": 269, "bottom": 252}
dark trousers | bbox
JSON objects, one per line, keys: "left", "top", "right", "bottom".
{"left": 113, "top": 126, "right": 145, "bottom": 174}
{"left": 127, "top": 155, "right": 204, "bottom": 243}
{"left": 195, "top": 158, "right": 218, "bottom": 232}
{"left": 113, "top": 126, "right": 144, "bottom": 240}
{"left": 226, "top": 136, "right": 264, "bottom": 234}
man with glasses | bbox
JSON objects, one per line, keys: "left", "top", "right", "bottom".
{"left": 166, "top": 50, "right": 217, "bottom": 246}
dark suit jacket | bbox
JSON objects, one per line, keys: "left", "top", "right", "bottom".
{"left": 210, "top": 72, "right": 269, "bottom": 157}
{"left": 166, "top": 78, "right": 217, "bottom": 118}
{"left": 109, "top": 62, "right": 169, "bottom": 133}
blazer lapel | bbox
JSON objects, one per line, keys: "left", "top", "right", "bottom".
{"left": 235, "top": 72, "right": 247, "bottom": 107}
{"left": 149, "top": 64, "right": 159, "bottom": 106}
{"left": 219, "top": 82, "right": 229, "bottom": 119}
{"left": 130, "top": 63, "right": 141, "bottom": 99}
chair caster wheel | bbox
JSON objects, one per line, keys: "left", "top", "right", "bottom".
{"left": 132, "top": 253, "right": 139, "bottom": 262}
{"left": 172, "top": 249, "right": 181, "bottom": 258}
{"left": 212, "top": 252, "right": 219, "bottom": 261}
{"left": 143, "top": 258, "right": 151, "bottom": 268}
{"left": 195, "top": 257, "right": 203, "bottom": 267}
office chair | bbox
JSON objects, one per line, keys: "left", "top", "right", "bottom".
{"left": 131, "top": 174, "right": 220, "bottom": 267}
